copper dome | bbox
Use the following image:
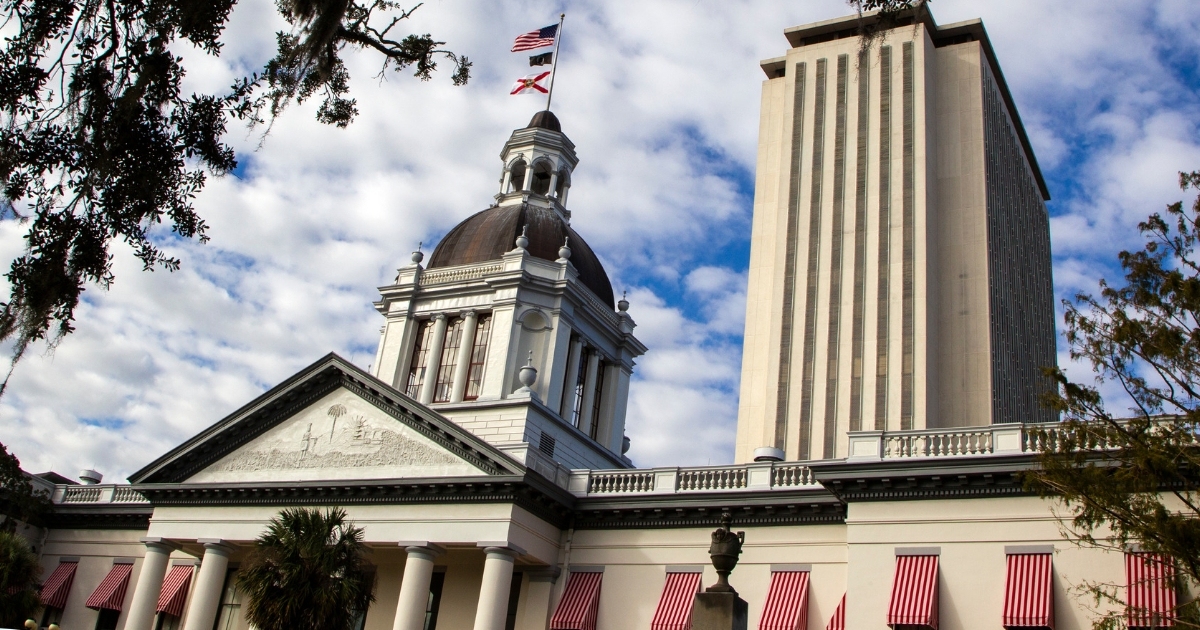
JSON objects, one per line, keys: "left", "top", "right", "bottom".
{"left": 427, "top": 204, "right": 615, "bottom": 308}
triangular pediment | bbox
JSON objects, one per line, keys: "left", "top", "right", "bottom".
{"left": 130, "top": 354, "right": 523, "bottom": 484}
{"left": 187, "top": 387, "right": 484, "bottom": 483}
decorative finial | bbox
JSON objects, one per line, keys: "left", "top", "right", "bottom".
{"left": 515, "top": 225, "right": 529, "bottom": 250}
{"left": 411, "top": 241, "right": 424, "bottom": 264}
{"left": 557, "top": 236, "right": 572, "bottom": 262}
{"left": 618, "top": 290, "right": 629, "bottom": 312}
{"left": 517, "top": 351, "right": 538, "bottom": 393}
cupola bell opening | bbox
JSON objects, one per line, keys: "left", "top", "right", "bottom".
{"left": 531, "top": 161, "right": 554, "bottom": 195}
{"left": 508, "top": 160, "right": 527, "bottom": 193}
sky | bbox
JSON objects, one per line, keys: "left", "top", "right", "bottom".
{"left": 2, "top": 0, "right": 1199, "bottom": 481}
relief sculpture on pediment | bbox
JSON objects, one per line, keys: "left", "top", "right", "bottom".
{"left": 216, "top": 403, "right": 459, "bottom": 473}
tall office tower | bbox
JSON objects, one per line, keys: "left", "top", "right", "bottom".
{"left": 735, "top": 12, "right": 1056, "bottom": 463}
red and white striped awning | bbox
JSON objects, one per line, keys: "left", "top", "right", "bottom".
{"left": 1126, "top": 553, "right": 1176, "bottom": 628}
{"left": 651, "top": 571, "right": 702, "bottom": 630}
{"left": 85, "top": 562, "right": 133, "bottom": 611}
{"left": 1002, "top": 554, "right": 1053, "bottom": 628}
{"left": 39, "top": 561, "right": 78, "bottom": 609}
{"left": 550, "top": 571, "right": 604, "bottom": 630}
{"left": 759, "top": 570, "right": 809, "bottom": 630}
{"left": 156, "top": 565, "right": 195, "bottom": 617}
{"left": 825, "top": 593, "right": 846, "bottom": 630}
{"left": 887, "top": 555, "right": 939, "bottom": 629}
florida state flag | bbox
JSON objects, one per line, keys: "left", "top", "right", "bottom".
{"left": 511, "top": 71, "right": 551, "bottom": 95}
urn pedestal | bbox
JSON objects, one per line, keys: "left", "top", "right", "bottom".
{"left": 691, "top": 591, "right": 748, "bottom": 630}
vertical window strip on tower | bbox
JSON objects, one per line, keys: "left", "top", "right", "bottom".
{"left": 798, "top": 57, "right": 828, "bottom": 461}
{"left": 433, "top": 318, "right": 464, "bottom": 402}
{"left": 822, "top": 53, "right": 850, "bottom": 459}
{"left": 572, "top": 347, "right": 590, "bottom": 427}
{"left": 874, "top": 45, "right": 892, "bottom": 431}
{"left": 464, "top": 314, "right": 492, "bottom": 400}
{"left": 406, "top": 320, "right": 435, "bottom": 399}
{"left": 848, "top": 49, "right": 870, "bottom": 433}
{"left": 590, "top": 361, "right": 605, "bottom": 440}
{"left": 900, "top": 41, "right": 915, "bottom": 431}
{"left": 775, "top": 61, "right": 807, "bottom": 452}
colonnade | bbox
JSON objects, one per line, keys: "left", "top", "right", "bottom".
{"left": 123, "top": 537, "right": 530, "bottom": 630}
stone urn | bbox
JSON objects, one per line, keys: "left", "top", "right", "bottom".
{"left": 706, "top": 512, "right": 745, "bottom": 594}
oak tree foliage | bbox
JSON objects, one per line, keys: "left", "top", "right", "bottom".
{"left": 0, "top": 0, "right": 469, "bottom": 392}
{"left": 238, "top": 507, "right": 375, "bottom": 630}
{"left": 1029, "top": 172, "right": 1200, "bottom": 628}
{"left": 0, "top": 441, "right": 49, "bottom": 531}
{"left": 0, "top": 529, "right": 42, "bottom": 628}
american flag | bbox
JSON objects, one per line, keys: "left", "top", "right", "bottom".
{"left": 511, "top": 24, "right": 558, "bottom": 52}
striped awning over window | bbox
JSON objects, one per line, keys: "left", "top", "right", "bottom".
{"left": 550, "top": 571, "right": 603, "bottom": 630}
{"left": 825, "top": 593, "right": 846, "bottom": 630}
{"left": 156, "top": 565, "right": 195, "bottom": 617}
{"left": 759, "top": 570, "right": 809, "bottom": 630}
{"left": 651, "top": 571, "right": 702, "bottom": 630}
{"left": 1002, "top": 554, "right": 1053, "bottom": 628}
{"left": 887, "top": 555, "right": 939, "bottom": 629}
{"left": 1126, "top": 553, "right": 1176, "bottom": 628}
{"left": 39, "top": 561, "right": 78, "bottom": 609}
{"left": 85, "top": 562, "right": 133, "bottom": 611}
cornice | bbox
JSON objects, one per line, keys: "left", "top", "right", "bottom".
{"left": 47, "top": 506, "right": 153, "bottom": 530}
{"left": 573, "top": 487, "right": 845, "bottom": 530}
{"left": 810, "top": 454, "right": 1039, "bottom": 502}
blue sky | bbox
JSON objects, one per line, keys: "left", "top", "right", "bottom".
{"left": 1, "top": 1, "right": 1199, "bottom": 480}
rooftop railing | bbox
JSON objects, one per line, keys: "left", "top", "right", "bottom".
{"left": 846, "top": 422, "right": 1071, "bottom": 462}
{"left": 53, "top": 484, "right": 149, "bottom": 505}
{"left": 568, "top": 462, "right": 819, "bottom": 497}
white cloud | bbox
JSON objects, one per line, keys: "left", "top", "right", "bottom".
{"left": 1, "top": 0, "right": 1199, "bottom": 477}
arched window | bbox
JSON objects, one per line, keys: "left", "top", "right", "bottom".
{"left": 508, "top": 160, "right": 527, "bottom": 193}
{"left": 555, "top": 168, "right": 570, "bottom": 198}
{"left": 531, "top": 160, "right": 554, "bottom": 195}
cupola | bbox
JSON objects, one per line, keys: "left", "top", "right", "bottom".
{"left": 371, "top": 112, "right": 646, "bottom": 472}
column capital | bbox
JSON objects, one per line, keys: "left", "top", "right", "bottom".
{"left": 477, "top": 541, "right": 526, "bottom": 558}
{"left": 461, "top": 309, "right": 478, "bottom": 318}
{"left": 399, "top": 541, "right": 446, "bottom": 557}
{"left": 431, "top": 313, "right": 447, "bottom": 321}
{"left": 196, "top": 538, "right": 233, "bottom": 556}
{"left": 139, "top": 537, "right": 181, "bottom": 552}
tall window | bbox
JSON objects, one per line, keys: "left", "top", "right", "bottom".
{"left": 589, "top": 362, "right": 605, "bottom": 440}
{"left": 433, "top": 318, "right": 464, "bottom": 402}
{"left": 464, "top": 315, "right": 492, "bottom": 400}
{"left": 504, "top": 572, "right": 523, "bottom": 630}
{"left": 424, "top": 572, "right": 446, "bottom": 630}
{"left": 570, "top": 348, "right": 591, "bottom": 427}
{"left": 406, "top": 321, "right": 435, "bottom": 398}
{"left": 214, "top": 570, "right": 242, "bottom": 630}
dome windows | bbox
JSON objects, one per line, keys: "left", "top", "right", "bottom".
{"left": 506, "top": 159, "right": 528, "bottom": 194}
{"left": 531, "top": 160, "right": 554, "bottom": 195}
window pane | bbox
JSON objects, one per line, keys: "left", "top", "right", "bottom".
{"left": 406, "top": 321, "right": 435, "bottom": 398}
{"left": 590, "top": 362, "right": 605, "bottom": 440}
{"left": 424, "top": 572, "right": 446, "bottom": 630}
{"left": 434, "top": 318, "right": 465, "bottom": 402}
{"left": 464, "top": 315, "right": 492, "bottom": 400}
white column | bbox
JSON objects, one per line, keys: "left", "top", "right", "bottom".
{"left": 517, "top": 569, "right": 559, "bottom": 630}
{"left": 521, "top": 166, "right": 534, "bottom": 191}
{"left": 420, "top": 314, "right": 448, "bottom": 405}
{"left": 559, "top": 339, "right": 583, "bottom": 419}
{"left": 124, "top": 538, "right": 179, "bottom": 630}
{"left": 392, "top": 543, "right": 445, "bottom": 630}
{"left": 547, "top": 172, "right": 559, "bottom": 198}
{"left": 577, "top": 352, "right": 601, "bottom": 435}
{"left": 559, "top": 185, "right": 570, "bottom": 206}
{"left": 473, "top": 547, "right": 519, "bottom": 630}
{"left": 451, "top": 311, "right": 479, "bottom": 402}
{"left": 181, "top": 540, "right": 231, "bottom": 630}
{"left": 501, "top": 170, "right": 512, "bottom": 194}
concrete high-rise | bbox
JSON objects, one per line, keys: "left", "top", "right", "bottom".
{"left": 735, "top": 11, "right": 1057, "bottom": 463}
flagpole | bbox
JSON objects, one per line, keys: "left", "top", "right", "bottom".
{"left": 544, "top": 13, "right": 565, "bottom": 111}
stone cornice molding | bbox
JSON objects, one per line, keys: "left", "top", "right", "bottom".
{"left": 809, "top": 454, "right": 1039, "bottom": 502}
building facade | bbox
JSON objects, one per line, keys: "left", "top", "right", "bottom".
{"left": 13, "top": 12, "right": 1170, "bottom": 630}
{"left": 735, "top": 12, "right": 1058, "bottom": 464}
